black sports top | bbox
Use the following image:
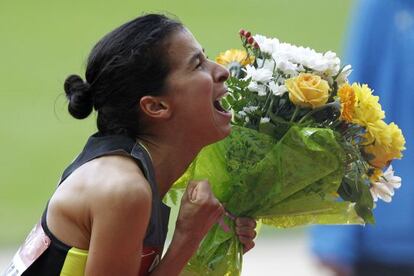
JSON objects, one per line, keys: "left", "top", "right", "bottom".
{"left": 3, "top": 133, "right": 170, "bottom": 276}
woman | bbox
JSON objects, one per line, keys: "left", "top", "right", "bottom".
{"left": 4, "top": 14, "right": 256, "bottom": 276}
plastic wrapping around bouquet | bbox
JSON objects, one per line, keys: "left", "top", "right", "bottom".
{"left": 170, "top": 125, "right": 363, "bottom": 275}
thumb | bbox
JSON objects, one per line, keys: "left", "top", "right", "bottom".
{"left": 187, "top": 180, "right": 211, "bottom": 203}
{"left": 185, "top": 180, "right": 198, "bottom": 202}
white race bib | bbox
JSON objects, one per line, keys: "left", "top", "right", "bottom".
{"left": 2, "top": 222, "right": 51, "bottom": 276}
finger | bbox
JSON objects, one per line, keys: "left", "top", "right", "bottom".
{"left": 238, "top": 236, "right": 255, "bottom": 254}
{"left": 235, "top": 226, "right": 257, "bottom": 239}
{"left": 235, "top": 217, "right": 256, "bottom": 228}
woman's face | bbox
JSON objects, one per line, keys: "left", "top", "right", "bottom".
{"left": 163, "top": 29, "right": 231, "bottom": 146}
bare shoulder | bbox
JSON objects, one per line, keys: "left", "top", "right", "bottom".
{"left": 84, "top": 155, "right": 153, "bottom": 214}
{"left": 47, "top": 154, "right": 152, "bottom": 249}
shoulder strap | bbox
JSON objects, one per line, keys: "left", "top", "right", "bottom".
{"left": 58, "top": 133, "right": 136, "bottom": 185}
{"left": 51, "top": 133, "right": 170, "bottom": 247}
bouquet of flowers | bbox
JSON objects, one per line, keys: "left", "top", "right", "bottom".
{"left": 168, "top": 30, "right": 406, "bottom": 276}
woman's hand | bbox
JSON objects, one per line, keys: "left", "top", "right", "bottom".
{"left": 175, "top": 180, "right": 225, "bottom": 245}
{"left": 235, "top": 217, "right": 257, "bottom": 253}
{"left": 150, "top": 180, "right": 224, "bottom": 275}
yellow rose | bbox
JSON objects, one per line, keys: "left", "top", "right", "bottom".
{"left": 285, "top": 73, "right": 330, "bottom": 109}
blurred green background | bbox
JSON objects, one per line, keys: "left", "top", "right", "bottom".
{"left": 0, "top": 0, "right": 353, "bottom": 246}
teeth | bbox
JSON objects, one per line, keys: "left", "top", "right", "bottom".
{"left": 214, "top": 97, "right": 228, "bottom": 113}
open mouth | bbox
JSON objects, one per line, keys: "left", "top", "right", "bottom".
{"left": 213, "top": 99, "right": 228, "bottom": 113}
{"left": 213, "top": 91, "right": 231, "bottom": 114}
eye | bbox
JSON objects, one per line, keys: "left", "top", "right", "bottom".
{"left": 195, "top": 58, "right": 204, "bottom": 70}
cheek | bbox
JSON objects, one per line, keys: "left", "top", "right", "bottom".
{"left": 195, "top": 73, "right": 214, "bottom": 93}
{"left": 169, "top": 73, "right": 214, "bottom": 117}
{"left": 184, "top": 75, "right": 214, "bottom": 113}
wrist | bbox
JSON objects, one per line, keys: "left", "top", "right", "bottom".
{"left": 170, "top": 228, "right": 200, "bottom": 253}
{"left": 149, "top": 230, "right": 200, "bottom": 276}
{"left": 174, "top": 218, "right": 205, "bottom": 244}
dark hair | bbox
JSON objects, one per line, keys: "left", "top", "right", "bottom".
{"left": 64, "top": 14, "right": 184, "bottom": 137}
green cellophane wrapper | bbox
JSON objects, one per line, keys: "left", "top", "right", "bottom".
{"left": 172, "top": 125, "right": 363, "bottom": 276}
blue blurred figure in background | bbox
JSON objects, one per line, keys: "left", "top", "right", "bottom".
{"left": 310, "top": 0, "right": 414, "bottom": 275}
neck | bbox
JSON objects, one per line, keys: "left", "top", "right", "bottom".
{"left": 137, "top": 135, "right": 202, "bottom": 198}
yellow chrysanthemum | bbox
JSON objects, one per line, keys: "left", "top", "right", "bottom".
{"left": 363, "top": 122, "right": 406, "bottom": 168}
{"left": 215, "top": 49, "right": 254, "bottom": 67}
{"left": 337, "top": 83, "right": 356, "bottom": 122}
{"left": 363, "top": 120, "right": 390, "bottom": 145}
{"left": 364, "top": 144, "right": 393, "bottom": 168}
{"left": 351, "top": 83, "right": 385, "bottom": 127}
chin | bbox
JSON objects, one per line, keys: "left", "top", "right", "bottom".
{"left": 207, "top": 124, "right": 232, "bottom": 146}
{"left": 220, "top": 124, "right": 232, "bottom": 138}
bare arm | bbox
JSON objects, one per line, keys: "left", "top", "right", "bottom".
{"left": 83, "top": 175, "right": 256, "bottom": 276}
{"left": 85, "top": 176, "right": 152, "bottom": 276}
{"left": 150, "top": 180, "right": 224, "bottom": 276}
{"left": 150, "top": 181, "right": 257, "bottom": 275}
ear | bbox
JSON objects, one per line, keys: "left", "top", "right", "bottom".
{"left": 139, "top": 96, "right": 171, "bottom": 119}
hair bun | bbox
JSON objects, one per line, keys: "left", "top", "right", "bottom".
{"left": 64, "top": 74, "right": 93, "bottom": 119}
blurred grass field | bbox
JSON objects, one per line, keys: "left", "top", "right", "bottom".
{"left": 0, "top": 0, "right": 353, "bottom": 246}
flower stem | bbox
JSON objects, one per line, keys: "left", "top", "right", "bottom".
{"left": 269, "top": 111, "right": 290, "bottom": 125}
{"left": 330, "top": 119, "right": 342, "bottom": 129}
{"left": 265, "top": 98, "right": 274, "bottom": 117}
{"left": 262, "top": 90, "right": 273, "bottom": 114}
{"left": 298, "top": 109, "right": 316, "bottom": 124}
{"left": 290, "top": 106, "right": 300, "bottom": 122}
{"left": 298, "top": 101, "right": 340, "bottom": 124}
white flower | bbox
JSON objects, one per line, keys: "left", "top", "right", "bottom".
{"left": 248, "top": 33, "right": 344, "bottom": 79}
{"left": 253, "top": 35, "right": 279, "bottom": 55}
{"left": 268, "top": 81, "right": 287, "bottom": 96}
{"left": 336, "top": 64, "right": 352, "bottom": 86}
{"left": 243, "top": 106, "right": 259, "bottom": 113}
{"left": 269, "top": 41, "right": 341, "bottom": 77}
{"left": 244, "top": 65, "right": 273, "bottom": 82}
{"left": 272, "top": 56, "right": 298, "bottom": 76}
{"left": 296, "top": 64, "right": 306, "bottom": 72}
{"left": 370, "top": 165, "right": 402, "bottom": 203}
{"left": 260, "top": 117, "right": 270, "bottom": 124}
{"left": 248, "top": 82, "right": 267, "bottom": 96}
{"left": 256, "top": 58, "right": 276, "bottom": 72}
{"left": 238, "top": 111, "right": 247, "bottom": 117}
{"left": 257, "top": 89, "right": 267, "bottom": 97}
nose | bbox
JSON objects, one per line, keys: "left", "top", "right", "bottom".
{"left": 213, "top": 62, "right": 229, "bottom": 83}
